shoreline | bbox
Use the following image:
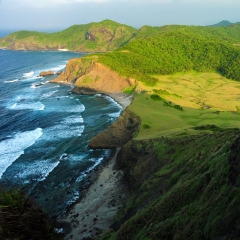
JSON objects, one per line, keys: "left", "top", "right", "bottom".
{"left": 57, "top": 91, "right": 133, "bottom": 239}
{"left": 58, "top": 149, "right": 128, "bottom": 240}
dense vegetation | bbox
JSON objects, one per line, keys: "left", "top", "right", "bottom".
{"left": 100, "top": 130, "right": 240, "bottom": 240}
{"left": 0, "top": 20, "right": 136, "bottom": 52}
{"left": 0, "top": 189, "right": 61, "bottom": 239}
{"left": 98, "top": 28, "right": 240, "bottom": 85}
{"left": 1, "top": 19, "right": 240, "bottom": 53}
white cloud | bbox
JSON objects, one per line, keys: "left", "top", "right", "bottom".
{"left": 2, "top": 0, "right": 240, "bottom": 7}
{"left": 181, "top": 0, "right": 239, "bottom": 3}
{"left": 2, "top": 0, "right": 172, "bottom": 6}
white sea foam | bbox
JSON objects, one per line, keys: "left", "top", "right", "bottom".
{"left": 47, "top": 103, "right": 85, "bottom": 113}
{"left": 31, "top": 81, "right": 49, "bottom": 89}
{"left": 108, "top": 111, "right": 121, "bottom": 118}
{"left": 76, "top": 157, "right": 104, "bottom": 182}
{"left": 10, "top": 101, "right": 45, "bottom": 111}
{"left": 22, "top": 71, "right": 34, "bottom": 78}
{"left": 94, "top": 94, "right": 122, "bottom": 109}
{"left": 0, "top": 128, "right": 43, "bottom": 179}
{"left": 40, "top": 90, "right": 58, "bottom": 100}
{"left": 16, "top": 160, "right": 60, "bottom": 182}
{"left": 36, "top": 64, "right": 65, "bottom": 76}
{"left": 62, "top": 116, "right": 84, "bottom": 124}
{"left": 51, "top": 64, "right": 66, "bottom": 73}
{"left": 4, "top": 79, "right": 19, "bottom": 83}
{"left": 42, "top": 124, "right": 85, "bottom": 141}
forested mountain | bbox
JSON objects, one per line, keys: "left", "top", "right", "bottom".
{"left": 0, "top": 20, "right": 137, "bottom": 52}
{"left": 209, "top": 20, "right": 234, "bottom": 27}
{"left": 97, "top": 28, "right": 240, "bottom": 85}
{"left": 133, "top": 22, "right": 240, "bottom": 45}
{"left": 1, "top": 20, "right": 240, "bottom": 52}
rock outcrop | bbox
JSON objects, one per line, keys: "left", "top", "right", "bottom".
{"left": 51, "top": 58, "right": 138, "bottom": 149}
{"left": 88, "top": 109, "right": 140, "bottom": 149}
{"left": 73, "top": 62, "right": 136, "bottom": 93}
{"left": 39, "top": 71, "right": 54, "bottom": 77}
{"left": 51, "top": 58, "right": 136, "bottom": 94}
{"left": 51, "top": 58, "right": 85, "bottom": 84}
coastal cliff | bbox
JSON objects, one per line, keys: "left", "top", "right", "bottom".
{"left": 89, "top": 109, "right": 140, "bottom": 149}
{"left": 51, "top": 57, "right": 138, "bottom": 149}
{"left": 51, "top": 58, "right": 136, "bottom": 94}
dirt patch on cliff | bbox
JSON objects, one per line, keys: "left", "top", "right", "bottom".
{"left": 74, "top": 62, "right": 136, "bottom": 93}
{"left": 51, "top": 58, "right": 85, "bottom": 84}
{"left": 51, "top": 59, "right": 136, "bottom": 94}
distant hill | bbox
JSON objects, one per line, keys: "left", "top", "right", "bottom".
{"left": 98, "top": 27, "right": 240, "bottom": 85}
{"left": 0, "top": 20, "right": 137, "bottom": 52}
{"left": 132, "top": 23, "right": 240, "bottom": 46}
{"left": 1, "top": 19, "right": 240, "bottom": 52}
{"left": 209, "top": 20, "right": 234, "bottom": 27}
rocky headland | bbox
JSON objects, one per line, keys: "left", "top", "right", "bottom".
{"left": 51, "top": 57, "right": 139, "bottom": 149}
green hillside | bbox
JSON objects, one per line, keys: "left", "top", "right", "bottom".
{"left": 0, "top": 20, "right": 137, "bottom": 52}
{"left": 1, "top": 20, "right": 240, "bottom": 52}
{"left": 209, "top": 20, "right": 234, "bottom": 27}
{"left": 132, "top": 22, "right": 240, "bottom": 45}
{"left": 100, "top": 130, "right": 240, "bottom": 239}
{"left": 97, "top": 28, "right": 240, "bottom": 85}
{"left": 93, "top": 24, "right": 240, "bottom": 239}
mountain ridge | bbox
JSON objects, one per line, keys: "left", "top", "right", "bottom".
{"left": 1, "top": 19, "right": 240, "bottom": 52}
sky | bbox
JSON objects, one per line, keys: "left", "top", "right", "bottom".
{"left": 0, "top": 0, "right": 240, "bottom": 34}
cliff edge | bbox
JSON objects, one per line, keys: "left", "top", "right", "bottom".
{"left": 51, "top": 58, "right": 139, "bottom": 148}
{"left": 51, "top": 58, "right": 136, "bottom": 94}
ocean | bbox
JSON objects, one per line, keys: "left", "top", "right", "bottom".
{"left": 0, "top": 49, "right": 122, "bottom": 217}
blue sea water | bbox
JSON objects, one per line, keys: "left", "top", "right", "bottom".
{"left": 0, "top": 49, "right": 122, "bottom": 217}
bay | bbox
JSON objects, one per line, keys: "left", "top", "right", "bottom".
{"left": 0, "top": 49, "right": 121, "bottom": 217}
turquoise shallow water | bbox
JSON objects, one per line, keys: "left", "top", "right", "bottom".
{"left": 0, "top": 50, "right": 121, "bottom": 217}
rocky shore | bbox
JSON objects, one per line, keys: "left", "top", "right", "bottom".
{"left": 57, "top": 92, "right": 137, "bottom": 240}
{"left": 50, "top": 59, "right": 140, "bottom": 239}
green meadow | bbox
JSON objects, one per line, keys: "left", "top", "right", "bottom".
{"left": 129, "top": 72, "right": 240, "bottom": 139}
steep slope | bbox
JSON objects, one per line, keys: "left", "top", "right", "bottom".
{"left": 98, "top": 28, "right": 240, "bottom": 83}
{"left": 0, "top": 20, "right": 137, "bottom": 52}
{"left": 99, "top": 130, "right": 240, "bottom": 240}
{"left": 51, "top": 56, "right": 136, "bottom": 94}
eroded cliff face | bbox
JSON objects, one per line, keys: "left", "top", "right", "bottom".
{"left": 88, "top": 109, "right": 140, "bottom": 149}
{"left": 51, "top": 59, "right": 136, "bottom": 93}
{"left": 51, "top": 58, "right": 139, "bottom": 149}
{"left": 104, "top": 130, "right": 240, "bottom": 240}
{"left": 51, "top": 58, "right": 87, "bottom": 84}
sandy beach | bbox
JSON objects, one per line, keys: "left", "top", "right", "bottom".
{"left": 57, "top": 92, "right": 133, "bottom": 239}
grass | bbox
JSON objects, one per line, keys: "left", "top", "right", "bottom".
{"left": 129, "top": 71, "right": 240, "bottom": 139}
{"left": 103, "top": 129, "right": 240, "bottom": 240}
{"left": 0, "top": 189, "right": 61, "bottom": 239}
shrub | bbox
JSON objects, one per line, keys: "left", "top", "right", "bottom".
{"left": 142, "top": 124, "right": 151, "bottom": 129}
{"left": 0, "top": 189, "right": 61, "bottom": 240}
{"left": 173, "top": 104, "right": 183, "bottom": 111}
{"left": 150, "top": 94, "right": 162, "bottom": 101}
